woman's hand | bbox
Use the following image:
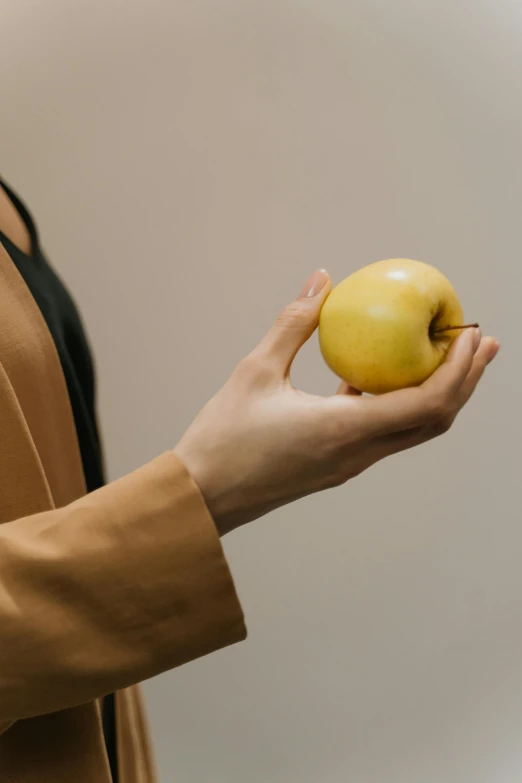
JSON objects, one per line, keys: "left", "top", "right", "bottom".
{"left": 175, "top": 270, "right": 499, "bottom": 536}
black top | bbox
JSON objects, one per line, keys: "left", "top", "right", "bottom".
{"left": 0, "top": 180, "right": 118, "bottom": 782}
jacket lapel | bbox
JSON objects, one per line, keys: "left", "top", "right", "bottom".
{"left": 0, "top": 241, "right": 156, "bottom": 783}
{"left": 0, "top": 242, "right": 86, "bottom": 513}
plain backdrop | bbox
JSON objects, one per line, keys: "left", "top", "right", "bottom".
{"left": 0, "top": 2, "right": 519, "bottom": 782}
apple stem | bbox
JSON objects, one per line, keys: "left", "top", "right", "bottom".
{"left": 433, "top": 322, "right": 479, "bottom": 335}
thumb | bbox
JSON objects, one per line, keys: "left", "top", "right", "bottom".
{"left": 256, "top": 269, "right": 331, "bottom": 376}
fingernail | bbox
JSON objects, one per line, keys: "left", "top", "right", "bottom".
{"left": 473, "top": 327, "right": 482, "bottom": 353}
{"left": 299, "top": 269, "right": 329, "bottom": 298}
{"left": 487, "top": 340, "right": 500, "bottom": 363}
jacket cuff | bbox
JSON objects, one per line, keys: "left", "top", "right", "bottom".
{"left": 101, "top": 451, "right": 247, "bottom": 674}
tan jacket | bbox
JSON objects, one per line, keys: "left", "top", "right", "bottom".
{"left": 0, "top": 242, "right": 247, "bottom": 782}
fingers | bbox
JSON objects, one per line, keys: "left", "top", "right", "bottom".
{"left": 457, "top": 336, "right": 498, "bottom": 407}
{"left": 254, "top": 269, "right": 331, "bottom": 376}
{"left": 336, "top": 380, "right": 362, "bottom": 397}
{"left": 359, "top": 327, "right": 482, "bottom": 436}
{"left": 373, "top": 336, "right": 499, "bottom": 458}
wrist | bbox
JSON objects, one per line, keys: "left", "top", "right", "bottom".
{"left": 172, "top": 446, "right": 238, "bottom": 537}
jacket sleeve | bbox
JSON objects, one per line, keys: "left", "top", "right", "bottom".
{"left": 0, "top": 451, "right": 246, "bottom": 725}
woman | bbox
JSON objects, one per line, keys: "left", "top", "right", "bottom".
{"left": 0, "top": 176, "right": 498, "bottom": 783}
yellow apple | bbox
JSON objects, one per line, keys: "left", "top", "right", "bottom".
{"left": 319, "top": 259, "right": 469, "bottom": 395}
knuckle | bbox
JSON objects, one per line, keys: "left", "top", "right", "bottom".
{"left": 329, "top": 459, "right": 367, "bottom": 486}
{"left": 276, "top": 303, "right": 307, "bottom": 331}
{"left": 426, "top": 393, "right": 452, "bottom": 422}
{"left": 235, "top": 351, "right": 275, "bottom": 385}
{"left": 328, "top": 471, "right": 347, "bottom": 489}
{"left": 325, "top": 461, "right": 350, "bottom": 488}
{"left": 431, "top": 416, "right": 453, "bottom": 436}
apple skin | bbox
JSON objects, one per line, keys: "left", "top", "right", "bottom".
{"left": 318, "top": 259, "right": 465, "bottom": 395}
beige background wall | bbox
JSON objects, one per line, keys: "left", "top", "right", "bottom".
{"left": 0, "top": 1, "right": 519, "bottom": 781}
